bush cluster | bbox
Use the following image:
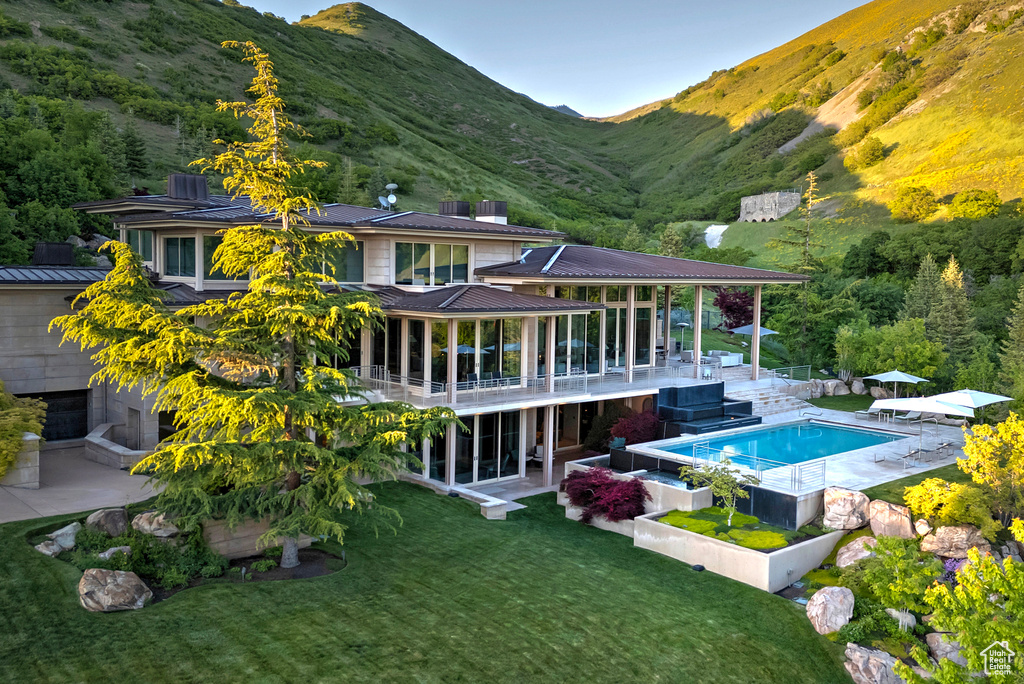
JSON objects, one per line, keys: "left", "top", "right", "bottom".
{"left": 561, "top": 467, "right": 651, "bottom": 524}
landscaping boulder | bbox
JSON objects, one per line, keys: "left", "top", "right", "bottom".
{"left": 823, "top": 379, "right": 850, "bottom": 396}
{"left": 809, "top": 379, "right": 824, "bottom": 399}
{"left": 869, "top": 386, "right": 894, "bottom": 400}
{"left": 869, "top": 500, "right": 914, "bottom": 539}
{"left": 78, "top": 569, "right": 152, "bottom": 612}
{"left": 926, "top": 633, "right": 967, "bottom": 667}
{"left": 914, "top": 519, "right": 932, "bottom": 537}
{"left": 132, "top": 511, "right": 180, "bottom": 538}
{"left": 86, "top": 508, "right": 128, "bottom": 537}
{"left": 98, "top": 546, "right": 132, "bottom": 561}
{"left": 836, "top": 536, "right": 878, "bottom": 568}
{"left": 806, "top": 586, "right": 855, "bottom": 634}
{"left": 34, "top": 540, "right": 65, "bottom": 557}
{"left": 844, "top": 643, "right": 903, "bottom": 684}
{"left": 920, "top": 525, "right": 991, "bottom": 558}
{"left": 823, "top": 487, "right": 870, "bottom": 530}
{"left": 851, "top": 379, "right": 867, "bottom": 395}
{"left": 885, "top": 608, "right": 917, "bottom": 631}
{"left": 47, "top": 522, "right": 82, "bottom": 550}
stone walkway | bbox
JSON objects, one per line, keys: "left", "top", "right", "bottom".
{"left": 0, "top": 448, "right": 158, "bottom": 524}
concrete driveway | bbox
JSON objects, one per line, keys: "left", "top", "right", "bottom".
{"left": 0, "top": 448, "right": 158, "bottom": 524}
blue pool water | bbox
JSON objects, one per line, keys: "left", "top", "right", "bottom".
{"left": 660, "top": 421, "right": 903, "bottom": 469}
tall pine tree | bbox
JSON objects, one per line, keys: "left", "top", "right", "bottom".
{"left": 53, "top": 42, "right": 457, "bottom": 569}
{"left": 928, "top": 256, "right": 975, "bottom": 379}
{"left": 900, "top": 253, "right": 941, "bottom": 323}
{"left": 121, "top": 108, "right": 147, "bottom": 186}
{"left": 999, "top": 281, "right": 1024, "bottom": 412}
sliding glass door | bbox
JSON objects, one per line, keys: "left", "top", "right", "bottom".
{"left": 451, "top": 411, "right": 522, "bottom": 484}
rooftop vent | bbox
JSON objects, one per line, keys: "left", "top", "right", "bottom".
{"left": 475, "top": 201, "right": 507, "bottom": 225}
{"left": 166, "top": 173, "right": 210, "bottom": 201}
{"left": 32, "top": 242, "right": 75, "bottom": 267}
{"left": 438, "top": 200, "right": 472, "bottom": 219}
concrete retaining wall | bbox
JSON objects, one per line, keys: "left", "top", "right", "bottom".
{"left": 565, "top": 457, "right": 713, "bottom": 514}
{"left": 0, "top": 433, "right": 40, "bottom": 489}
{"left": 84, "top": 423, "right": 149, "bottom": 469}
{"left": 203, "top": 518, "right": 313, "bottom": 559}
{"left": 738, "top": 192, "right": 801, "bottom": 222}
{"left": 633, "top": 511, "right": 843, "bottom": 593}
{"left": 560, "top": 499, "right": 635, "bottom": 537}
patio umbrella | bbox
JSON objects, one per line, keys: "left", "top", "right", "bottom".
{"left": 864, "top": 370, "right": 928, "bottom": 398}
{"left": 930, "top": 389, "right": 1011, "bottom": 409}
{"left": 870, "top": 397, "right": 975, "bottom": 452}
{"left": 727, "top": 324, "right": 778, "bottom": 337}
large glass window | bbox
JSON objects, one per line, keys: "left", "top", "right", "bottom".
{"left": 635, "top": 286, "right": 653, "bottom": 302}
{"left": 452, "top": 245, "right": 468, "bottom": 283}
{"left": 164, "top": 237, "right": 195, "bottom": 277}
{"left": 586, "top": 311, "right": 601, "bottom": 374}
{"left": 555, "top": 315, "right": 569, "bottom": 374}
{"left": 395, "top": 243, "right": 468, "bottom": 285}
{"left": 408, "top": 319, "right": 425, "bottom": 381}
{"left": 499, "top": 411, "right": 520, "bottom": 478}
{"left": 635, "top": 308, "right": 652, "bottom": 366}
{"left": 431, "top": 320, "right": 448, "bottom": 388}
{"left": 457, "top": 321, "right": 475, "bottom": 383}
{"left": 325, "top": 240, "right": 364, "bottom": 282}
{"left": 434, "top": 244, "right": 451, "bottom": 286}
{"left": 413, "top": 244, "right": 430, "bottom": 284}
{"left": 454, "top": 426, "right": 474, "bottom": 484}
{"left": 570, "top": 314, "right": 586, "bottom": 372}
{"left": 429, "top": 432, "right": 447, "bottom": 483}
{"left": 537, "top": 318, "right": 547, "bottom": 376}
{"left": 126, "top": 229, "right": 153, "bottom": 261}
{"left": 480, "top": 320, "right": 497, "bottom": 378}
{"left": 203, "top": 236, "right": 232, "bottom": 281}
{"left": 386, "top": 318, "right": 401, "bottom": 376}
{"left": 395, "top": 243, "right": 413, "bottom": 284}
{"left": 502, "top": 318, "right": 522, "bottom": 378}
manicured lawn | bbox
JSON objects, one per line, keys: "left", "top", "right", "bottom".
{"left": 0, "top": 483, "right": 849, "bottom": 683}
{"left": 860, "top": 463, "right": 972, "bottom": 505}
{"left": 807, "top": 394, "right": 874, "bottom": 412}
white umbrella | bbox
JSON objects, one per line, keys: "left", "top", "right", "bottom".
{"left": 930, "top": 389, "right": 1011, "bottom": 409}
{"left": 870, "top": 397, "right": 974, "bottom": 453}
{"left": 864, "top": 370, "right": 929, "bottom": 398}
{"left": 728, "top": 324, "right": 778, "bottom": 337}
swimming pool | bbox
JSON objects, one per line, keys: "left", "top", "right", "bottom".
{"left": 658, "top": 421, "right": 904, "bottom": 469}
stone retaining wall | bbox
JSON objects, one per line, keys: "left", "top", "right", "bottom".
{"left": 0, "top": 433, "right": 40, "bottom": 489}
{"left": 84, "top": 423, "right": 149, "bottom": 469}
{"left": 203, "top": 518, "right": 313, "bottom": 559}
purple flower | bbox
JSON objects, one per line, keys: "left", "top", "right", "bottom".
{"left": 943, "top": 558, "right": 966, "bottom": 583}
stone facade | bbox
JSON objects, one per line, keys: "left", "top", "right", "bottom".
{"left": 0, "top": 433, "right": 40, "bottom": 489}
{"left": 738, "top": 191, "right": 801, "bottom": 222}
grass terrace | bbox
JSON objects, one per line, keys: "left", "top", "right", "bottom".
{"left": 659, "top": 507, "right": 827, "bottom": 550}
{"left": 0, "top": 483, "right": 849, "bottom": 683}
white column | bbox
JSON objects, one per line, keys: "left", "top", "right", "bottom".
{"left": 543, "top": 404, "right": 556, "bottom": 487}
{"left": 662, "top": 285, "right": 672, "bottom": 366}
{"left": 518, "top": 408, "right": 528, "bottom": 478}
{"left": 693, "top": 285, "right": 703, "bottom": 379}
{"left": 625, "top": 285, "right": 636, "bottom": 382}
{"left": 448, "top": 318, "right": 457, "bottom": 404}
{"left": 545, "top": 314, "right": 556, "bottom": 392}
{"left": 751, "top": 285, "right": 762, "bottom": 381}
{"left": 446, "top": 423, "right": 456, "bottom": 486}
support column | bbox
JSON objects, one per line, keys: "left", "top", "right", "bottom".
{"left": 625, "top": 285, "right": 636, "bottom": 382}
{"left": 751, "top": 285, "right": 762, "bottom": 381}
{"left": 518, "top": 408, "right": 528, "bottom": 479}
{"left": 693, "top": 285, "right": 703, "bottom": 379}
{"left": 445, "top": 423, "right": 456, "bottom": 486}
{"left": 545, "top": 314, "right": 556, "bottom": 392}
{"left": 447, "top": 318, "right": 457, "bottom": 404}
{"left": 662, "top": 285, "right": 672, "bottom": 366}
{"left": 543, "top": 405, "right": 556, "bottom": 487}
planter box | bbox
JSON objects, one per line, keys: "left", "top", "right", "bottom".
{"left": 564, "top": 458, "right": 713, "bottom": 515}
{"left": 0, "top": 433, "right": 39, "bottom": 489}
{"left": 203, "top": 518, "right": 313, "bottom": 560}
{"left": 562, "top": 502, "right": 636, "bottom": 537}
{"left": 633, "top": 511, "right": 844, "bottom": 593}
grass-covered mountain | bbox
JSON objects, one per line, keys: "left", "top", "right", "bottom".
{"left": 0, "top": 0, "right": 1023, "bottom": 260}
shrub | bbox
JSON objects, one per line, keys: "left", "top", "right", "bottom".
{"left": 727, "top": 529, "right": 787, "bottom": 549}
{"left": 159, "top": 567, "right": 189, "bottom": 589}
{"left": 583, "top": 403, "right": 630, "bottom": 452}
{"left": 0, "top": 380, "right": 45, "bottom": 480}
{"left": 610, "top": 411, "right": 659, "bottom": 445}
{"left": 660, "top": 511, "right": 718, "bottom": 535}
{"left": 251, "top": 559, "right": 277, "bottom": 573}
{"left": 560, "top": 468, "right": 651, "bottom": 524}
{"left": 844, "top": 136, "right": 885, "bottom": 171}
{"left": 265, "top": 545, "right": 284, "bottom": 559}
{"left": 903, "top": 478, "right": 1001, "bottom": 540}
{"left": 889, "top": 186, "right": 937, "bottom": 223}
{"left": 768, "top": 91, "right": 798, "bottom": 112}
{"left": 949, "top": 189, "right": 1001, "bottom": 220}
{"left": 200, "top": 564, "right": 225, "bottom": 578}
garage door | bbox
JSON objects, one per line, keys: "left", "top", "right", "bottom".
{"left": 17, "top": 390, "right": 89, "bottom": 441}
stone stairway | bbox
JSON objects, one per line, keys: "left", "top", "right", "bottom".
{"left": 724, "top": 386, "right": 812, "bottom": 417}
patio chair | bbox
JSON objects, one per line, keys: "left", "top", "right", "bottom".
{"left": 855, "top": 408, "right": 880, "bottom": 421}
{"left": 609, "top": 437, "right": 626, "bottom": 450}
{"left": 893, "top": 411, "right": 922, "bottom": 424}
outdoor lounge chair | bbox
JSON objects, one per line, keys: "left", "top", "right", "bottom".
{"left": 893, "top": 411, "right": 922, "bottom": 423}
{"left": 855, "top": 408, "right": 881, "bottom": 421}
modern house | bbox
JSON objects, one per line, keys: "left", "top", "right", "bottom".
{"left": 1, "top": 175, "right": 806, "bottom": 493}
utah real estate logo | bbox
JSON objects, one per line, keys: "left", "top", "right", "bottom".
{"left": 981, "top": 641, "right": 1015, "bottom": 676}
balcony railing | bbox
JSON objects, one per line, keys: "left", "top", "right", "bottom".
{"left": 769, "top": 365, "right": 812, "bottom": 386}
{"left": 692, "top": 441, "right": 826, "bottom": 493}
{"left": 349, "top": 360, "right": 723, "bottom": 409}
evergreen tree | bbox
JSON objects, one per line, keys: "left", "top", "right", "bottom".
{"left": 901, "top": 253, "right": 941, "bottom": 323}
{"left": 928, "top": 255, "right": 975, "bottom": 370}
{"left": 769, "top": 171, "right": 827, "bottom": 270}
{"left": 659, "top": 226, "right": 684, "bottom": 258}
{"left": 999, "top": 281, "right": 1024, "bottom": 412}
{"left": 336, "top": 156, "right": 368, "bottom": 206}
{"left": 366, "top": 165, "right": 388, "bottom": 205}
{"left": 93, "top": 113, "right": 129, "bottom": 192}
{"left": 121, "top": 108, "right": 147, "bottom": 185}
{"left": 0, "top": 203, "right": 30, "bottom": 264}
{"left": 621, "top": 223, "right": 644, "bottom": 253}
{"left": 53, "top": 42, "right": 457, "bottom": 569}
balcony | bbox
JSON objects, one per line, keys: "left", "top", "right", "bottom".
{"left": 348, "top": 362, "right": 723, "bottom": 411}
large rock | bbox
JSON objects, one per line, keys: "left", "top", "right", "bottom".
{"left": 844, "top": 643, "right": 903, "bottom": 684}
{"left": 920, "top": 525, "right": 991, "bottom": 558}
{"left": 47, "top": 522, "right": 82, "bottom": 550}
{"left": 86, "top": 508, "right": 128, "bottom": 537}
{"left": 98, "top": 546, "right": 132, "bottom": 561}
{"left": 869, "top": 386, "right": 894, "bottom": 400}
{"left": 926, "top": 633, "right": 967, "bottom": 667}
{"left": 869, "top": 500, "right": 915, "bottom": 539}
{"left": 78, "top": 569, "right": 152, "bottom": 612}
{"left": 823, "top": 379, "right": 849, "bottom": 396}
{"left": 132, "top": 511, "right": 180, "bottom": 538}
{"left": 809, "top": 379, "right": 824, "bottom": 399}
{"left": 914, "top": 519, "right": 933, "bottom": 537}
{"left": 836, "top": 536, "right": 878, "bottom": 568}
{"left": 851, "top": 379, "right": 868, "bottom": 395}
{"left": 806, "top": 586, "right": 855, "bottom": 634}
{"left": 823, "top": 487, "right": 870, "bottom": 530}
{"left": 34, "top": 540, "right": 65, "bottom": 557}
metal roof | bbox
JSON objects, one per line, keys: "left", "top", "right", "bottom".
{"left": 372, "top": 285, "right": 602, "bottom": 315}
{"left": 475, "top": 245, "right": 808, "bottom": 283}
{"left": 0, "top": 266, "right": 110, "bottom": 286}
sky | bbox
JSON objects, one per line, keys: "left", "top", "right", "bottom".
{"left": 245, "top": 0, "right": 868, "bottom": 118}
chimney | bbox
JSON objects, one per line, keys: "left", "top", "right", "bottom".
{"left": 438, "top": 200, "right": 472, "bottom": 219}
{"left": 166, "top": 173, "right": 210, "bottom": 201}
{"left": 475, "top": 200, "right": 507, "bottom": 225}
{"left": 32, "top": 242, "right": 75, "bottom": 267}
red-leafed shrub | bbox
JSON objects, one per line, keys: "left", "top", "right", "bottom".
{"left": 560, "top": 467, "right": 651, "bottom": 524}
{"left": 610, "top": 410, "right": 659, "bottom": 445}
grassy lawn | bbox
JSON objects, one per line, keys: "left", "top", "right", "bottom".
{"left": 860, "top": 463, "right": 972, "bottom": 506}
{"left": 0, "top": 483, "right": 849, "bottom": 683}
{"left": 807, "top": 394, "right": 874, "bottom": 412}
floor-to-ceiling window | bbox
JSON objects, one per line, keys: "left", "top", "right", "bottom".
{"left": 453, "top": 319, "right": 523, "bottom": 383}
{"left": 429, "top": 431, "right": 447, "bottom": 483}
{"left": 452, "top": 411, "right": 521, "bottom": 484}
{"left": 457, "top": 320, "right": 475, "bottom": 383}
{"left": 386, "top": 318, "right": 401, "bottom": 377}
{"left": 537, "top": 318, "right": 548, "bottom": 376}
{"left": 634, "top": 286, "right": 654, "bottom": 367}
{"left": 408, "top": 320, "right": 425, "bottom": 382}
{"left": 395, "top": 243, "right": 469, "bottom": 285}
{"left": 431, "top": 321, "right": 448, "bottom": 391}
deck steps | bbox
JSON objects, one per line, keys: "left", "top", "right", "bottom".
{"left": 724, "top": 387, "right": 812, "bottom": 416}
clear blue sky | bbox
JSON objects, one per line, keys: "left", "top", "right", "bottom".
{"left": 245, "top": 0, "right": 867, "bottom": 118}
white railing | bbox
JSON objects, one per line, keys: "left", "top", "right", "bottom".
{"left": 770, "top": 365, "right": 812, "bottom": 386}
{"left": 686, "top": 440, "right": 826, "bottom": 493}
